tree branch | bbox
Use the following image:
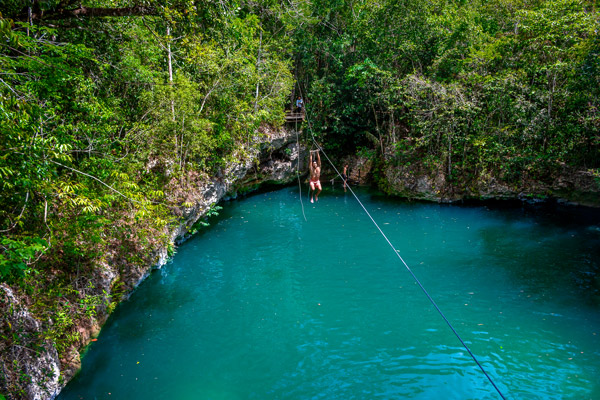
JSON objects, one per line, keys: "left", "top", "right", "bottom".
{"left": 49, "top": 160, "right": 143, "bottom": 205}
{"left": 22, "top": 6, "right": 159, "bottom": 22}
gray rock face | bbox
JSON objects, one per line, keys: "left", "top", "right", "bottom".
{"left": 1, "top": 285, "right": 61, "bottom": 400}
{"left": 380, "top": 157, "right": 600, "bottom": 206}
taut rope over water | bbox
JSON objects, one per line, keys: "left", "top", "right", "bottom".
{"left": 297, "top": 84, "right": 508, "bottom": 400}
{"left": 295, "top": 112, "right": 307, "bottom": 222}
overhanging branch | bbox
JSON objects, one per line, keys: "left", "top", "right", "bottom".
{"left": 23, "top": 6, "right": 158, "bottom": 22}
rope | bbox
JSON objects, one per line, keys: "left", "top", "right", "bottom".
{"left": 297, "top": 84, "right": 508, "bottom": 400}
{"left": 295, "top": 116, "right": 307, "bottom": 222}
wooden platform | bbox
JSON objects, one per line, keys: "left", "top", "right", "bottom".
{"left": 285, "top": 111, "right": 305, "bottom": 123}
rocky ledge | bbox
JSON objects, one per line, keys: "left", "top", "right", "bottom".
{"left": 378, "top": 160, "right": 600, "bottom": 208}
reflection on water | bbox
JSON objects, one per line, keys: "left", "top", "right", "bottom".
{"left": 58, "top": 187, "right": 600, "bottom": 400}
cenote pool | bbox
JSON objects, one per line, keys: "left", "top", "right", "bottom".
{"left": 57, "top": 186, "right": 600, "bottom": 400}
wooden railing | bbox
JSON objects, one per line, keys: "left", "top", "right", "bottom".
{"left": 285, "top": 111, "right": 305, "bottom": 123}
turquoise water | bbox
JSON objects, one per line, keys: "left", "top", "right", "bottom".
{"left": 58, "top": 186, "right": 600, "bottom": 400}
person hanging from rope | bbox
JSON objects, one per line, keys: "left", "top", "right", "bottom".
{"left": 309, "top": 150, "right": 322, "bottom": 203}
{"left": 342, "top": 163, "right": 349, "bottom": 192}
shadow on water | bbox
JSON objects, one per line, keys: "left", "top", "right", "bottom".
{"left": 102, "top": 280, "right": 198, "bottom": 343}
{"left": 369, "top": 190, "right": 600, "bottom": 306}
{"left": 469, "top": 201, "right": 600, "bottom": 307}
{"left": 478, "top": 223, "right": 600, "bottom": 306}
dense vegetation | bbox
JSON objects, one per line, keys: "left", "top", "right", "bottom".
{"left": 296, "top": 0, "right": 600, "bottom": 188}
{"left": 0, "top": 0, "right": 598, "bottom": 398}
{"left": 294, "top": 0, "right": 599, "bottom": 188}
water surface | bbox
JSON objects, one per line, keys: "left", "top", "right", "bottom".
{"left": 58, "top": 186, "right": 600, "bottom": 400}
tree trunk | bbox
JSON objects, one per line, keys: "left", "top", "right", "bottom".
{"left": 254, "top": 29, "right": 263, "bottom": 112}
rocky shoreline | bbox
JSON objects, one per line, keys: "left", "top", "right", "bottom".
{"left": 340, "top": 154, "right": 600, "bottom": 208}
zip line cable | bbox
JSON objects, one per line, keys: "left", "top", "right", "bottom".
{"left": 295, "top": 115, "right": 308, "bottom": 222}
{"left": 296, "top": 85, "right": 508, "bottom": 400}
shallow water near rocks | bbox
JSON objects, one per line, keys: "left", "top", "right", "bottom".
{"left": 57, "top": 186, "right": 600, "bottom": 400}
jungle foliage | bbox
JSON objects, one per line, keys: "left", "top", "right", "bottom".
{"left": 294, "top": 0, "right": 599, "bottom": 185}
{"left": 0, "top": 0, "right": 293, "bottom": 284}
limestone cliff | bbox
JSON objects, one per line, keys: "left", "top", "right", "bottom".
{"left": 346, "top": 146, "right": 600, "bottom": 207}
{"left": 378, "top": 160, "right": 599, "bottom": 207}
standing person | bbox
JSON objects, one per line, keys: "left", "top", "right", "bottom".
{"left": 342, "top": 164, "right": 349, "bottom": 192}
{"left": 309, "top": 150, "right": 321, "bottom": 203}
{"left": 296, "top": 97, "right": 304, "bottom": 113}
